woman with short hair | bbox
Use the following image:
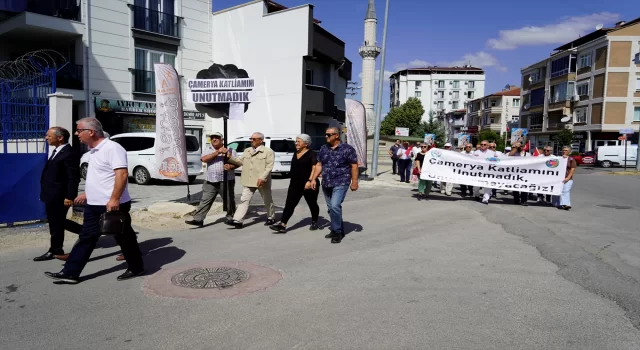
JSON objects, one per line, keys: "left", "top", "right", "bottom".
{"left": 270, "top": 134, "right": 320, "bottom": 234}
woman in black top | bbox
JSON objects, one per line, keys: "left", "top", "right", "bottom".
{"left": 269, "top": 134, "right": 320, "bottom": 234}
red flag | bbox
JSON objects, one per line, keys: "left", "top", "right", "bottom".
{"left": 506, "top": 125, "right": 510, "bottom": 132}
{"left": 532, "top": 147, "right": 541, "bottom": 156}
{"left": 523, "top": 140, "right": 530, "bottom": 152}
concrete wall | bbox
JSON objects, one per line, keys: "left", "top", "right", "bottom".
{"left": 211, "top": 1, "right": 310, "bottom": 139}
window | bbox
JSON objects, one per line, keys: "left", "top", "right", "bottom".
{"left": 415, "top": 91, "right": 422, "bottom": 98}
{"left": 227, "top": 141, "right": 252, "bottom": 153}
{"left": 415, "top": 81, "right": 422, "bottom": 88}
{"left": 576, "top": 83, "right": 589, "bottom": 97}
{"left": 437, "top": 101, "right": 444, "bottom": 109}
{"left": 490, "top": 100, "right": 497, "bottom": 107}
{"left": 112, "top": 137, "right": 147, "bottom": 152}
{"left": 579, "top": 54, "right": 592, "bottom": 68}
{"left": 134, "top": 48, "right": 176, "bottom": 93}
{"left": 185, "top": 135, "right": 200, "bottom": 152}
{"left": 467, "top": 91, "right": 474, "bottom": 99}
{"left": 635, "top": 78, "right": 640, "bottom": 91}
{"left": 438, "top": 80, "right": 445, "bottom": 88}
{"left": 550, "top": 54, "right": 576, "bottom": 78}
{"left": 634, "top": 107, "right": 640, "bottom": 122}
{"left": 452, "top": 91, "right": 459, "bottom": 99}
{"left": 575, "top": 108, "right": 587, "bottom": 123}
{"left": 530, "top": 70, "right": 541, "bottom": 83}
{"left": 530, "top": 88, "right": 545, "bottom": 107}
{"left": 452, "top": 80, "right": 460, "bottom": 88}
{"left": 550, "top": 82, "right": 575, "bottom": 103}
{"left": 452, "top": 101, "right": 459, "bottom": 109}
{"left": 437, "top": 91, "right": 444, "bottom": 98}
{"left": 270, "top": 140, "right": 296, "bottom": 153}
{"left": 468, "top": 81, "right": 475, "bottom": 89}
{"left": 305, "top": 69, "right": 314, "bottom": 85}
{"left": 511, "top": 116, "right": 519, "bottom": 123}
{"left": 139, "top": 137, "right": 155, "bottom": 150}
{"left": 512, "top": 98, "right": 520, "bottom": 107}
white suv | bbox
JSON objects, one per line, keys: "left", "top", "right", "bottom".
{"left": 79, "top": 132, "right": 204, "bottom": 185}
{"left": 227, "top": 136, "right": 296, "bottom": 175}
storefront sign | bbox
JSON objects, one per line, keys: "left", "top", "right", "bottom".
{"left": 420, "top": 149, "right": 567, "bottom": 195}
{"left": 95, "top": 97, "right": 203, "bottom": 120}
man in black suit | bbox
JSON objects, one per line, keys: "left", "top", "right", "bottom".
{"left": 35, "top": 126, "right": 80, "bottom": 261}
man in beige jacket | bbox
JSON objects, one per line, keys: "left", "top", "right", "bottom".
{"left": 226, "top": 132, "right": 276, "bottom": 228}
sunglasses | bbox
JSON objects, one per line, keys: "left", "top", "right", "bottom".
{"left": 481, "top": 144, "right": 488, "bottom": 146}
{"left": 544, "top": 150, "right": 551, "bottom": 152}
{"left": 249, "top": 138, "right": 262, "bottom": 141}
{"left": 325, "top": 133, "right": 337, "bottom": 137}
{"left": 488, "top": 146, "right": 496, "bottom": 148}
{"left": 421, "top": 146, "right": 427, "bottom": 148}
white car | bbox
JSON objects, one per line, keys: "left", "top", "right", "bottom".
{"left": 79, "top": 132, "right": 204, "bottom": 185}
{"left": 596, "top": 145, "right": 638, "bottom": 168}
{"left": 227, "top": 136, "right": 296, "bottom": 175}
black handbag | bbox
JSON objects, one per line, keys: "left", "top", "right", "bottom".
{"left": 99, "top": 211, "right": 128, "bottom": 235}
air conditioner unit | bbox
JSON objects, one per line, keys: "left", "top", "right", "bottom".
{"left": 449, "top": 81, "right": 453, "bottom": 85}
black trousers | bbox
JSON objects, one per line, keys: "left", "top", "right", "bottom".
{"left": 460, "top": 185, "right": 473, "bottom": 196}
{"left": 391, "top": 158, "right": 398, "bottom": 174}
{"left": 45, "top": 201, "right": 70, "bottom": 254}
{"left": 513, "top": 191, "right": 528, "bottom": 204}
{"left": 62, "top": 201, "right": 143, "bottom": 277}
{"left": 279, "top": 180, "right": 320, "bottom": 225}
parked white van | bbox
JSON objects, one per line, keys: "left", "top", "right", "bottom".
{"left": 79, "top": 132, "right": 204, "bottom": 185}
{"left": 596, "top": 145, "right": 638, "bottom": 168}
{"left": 227, "top": 136, "right": 296, "bottom": 175}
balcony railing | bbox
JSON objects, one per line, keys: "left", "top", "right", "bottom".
{"left": 23, "top": 0, "right": 81, "bottom": 21}
{"left": 131, "top": 5, "right": 179, "bottom": 38}
{"left": 132, "top": 69, "right": 156, "bottom": 94}
{"left": 56, "top": 63, "right": 83, "bottom": 90}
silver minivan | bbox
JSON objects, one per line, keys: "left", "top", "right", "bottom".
{"left": 227, "top": 136, "right": 296, "bottom": 175}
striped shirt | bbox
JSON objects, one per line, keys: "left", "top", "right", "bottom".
{"left": 202, "top": 146, "right": 236, "bottom": 183}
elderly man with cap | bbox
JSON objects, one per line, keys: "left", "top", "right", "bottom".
{"left": 439, "top": 142, "right": 454, "bottom": 196}
{"left": 185, "top": 132, "right": 238, "bottom": 226}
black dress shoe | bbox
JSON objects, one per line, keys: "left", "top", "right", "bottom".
{"left": 44, "top": 271, "right": 79, "bottom": 284}
{"left": 331, "top": 232, "right": 345, "bottom": 244}
{"left": 227, "top": 220, "right": 243, "bottom": 228}
{"left": 185, "top": 219, "right": 204, "bottom": 227}
{"left": 269, "top": 223, "right": 287, "bottom": 234}
{"left": 264, "top": 219, "right": 276, "bottom": 226}
{"left": 325, "top": 231, "right": 337, "bottom": 239}
{"left": 310, "top": 222, "right": 319, "bottom": 231}
{"left": 117, "top": 269, "right": 145, "bottom": 281}
{"left": 34, "top": 252, "right": 58, "bottom": 261}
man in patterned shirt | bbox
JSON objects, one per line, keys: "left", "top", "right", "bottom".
{"left": 310, "top": 126, "right": 358, "bottom": 244}
{"left": 185, "top": 132, "right": 238, "bottom": 226}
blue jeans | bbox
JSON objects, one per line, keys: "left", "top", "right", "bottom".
{"left": 560, "top": 180, "right": 573, "bottom": 206}
{"left": 322, "top": 185, "right": 349, "bottom": 233}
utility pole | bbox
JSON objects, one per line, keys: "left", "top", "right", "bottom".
{"left": 370, "top": 0, "right": 389, "bottom": 179}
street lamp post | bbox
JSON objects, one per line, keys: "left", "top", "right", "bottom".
{"left": 371, "top": 0, "right": 390, "bottom": 179}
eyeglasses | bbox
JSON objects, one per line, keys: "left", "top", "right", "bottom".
{"left": 211, "top": 136, "right": 221, "bottom": 140}
{"left": 544, "top": 149, "right": 552, "bottom": 152}
{"left": 488, "top": 146, "right": 496, "bottom": 149}
{"left": 421, "top": 146, "right": 427, "bottom": 148}
{"left": 325, "top": 133, "right": 337, "bottom": 137}
{"left": 481, "top": 143, "right": 488, "bottom": 146}
{"left": 249, "top": 138, "right": 262, "bottom": 141}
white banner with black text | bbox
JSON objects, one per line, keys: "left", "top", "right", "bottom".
{"left": 420, "top": 149, "right": 567, "bottom": 195}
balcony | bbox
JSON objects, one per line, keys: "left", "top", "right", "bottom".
{"left": 0, "top": 0, "right": 83, "bottom": 39}
{"left": 56, "top": 63, "right": 83, "bottom": 90}
{"left": 130, "top": 5, "right": 179, "bottom": 39}
{"left": 304, "top": 84, "right": 335, "bottom": 116}
{"left": 547, "top": 123, "right": 565, "bottom": 131}
{"left": 488, "top": 123, "right": 503, "bottom": 132}
{"left": 313, "top": 24, "right": 345, "bottom": 64}
{"left": 484, "top": 106, "right": 502, "bottom": 114}
{"left": 131, "top": 69, "right": 156, "bottom": 94}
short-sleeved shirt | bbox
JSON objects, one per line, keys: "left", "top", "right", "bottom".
{"left": 390, "top": 145, "right": 399, "bottom": 158}
{"left": 85, "top": 139, "right": 131, "bottom": 206}
{"left": 202, "top": 146, "right": 236, "bottom": 183}
{"left": 318, "top": 142, "right": 358, "bottom": 188}
{"left": 565, "top": 156, "right": 577, "bottom": 179}
{"left": 415, "top": 152, "right": 426, "bottom": 168}
{"left": 289, "top": 150, "right": 318, "bottom": 187}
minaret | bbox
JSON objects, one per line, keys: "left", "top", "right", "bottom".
{"left": 359, "top": 0, "right": 381, "bottom": 136}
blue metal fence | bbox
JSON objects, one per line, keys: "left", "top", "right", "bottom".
{"left": 0, "top": 56, "right": 56, "bottom": 225}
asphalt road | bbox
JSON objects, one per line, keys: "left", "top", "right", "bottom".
{"left": 1, "top": 168, "right": 640, "bottom": 349}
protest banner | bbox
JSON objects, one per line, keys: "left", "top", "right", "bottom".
{"left": 420, "top": 149, "right": 567, "bottom": 195}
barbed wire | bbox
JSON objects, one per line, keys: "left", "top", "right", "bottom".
{"left": 0, "top": 50, "right": 66, "bottom": 82}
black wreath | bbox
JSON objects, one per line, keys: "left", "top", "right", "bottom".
{"left": 195, "top": 63, "right": 250, "bottom": 115}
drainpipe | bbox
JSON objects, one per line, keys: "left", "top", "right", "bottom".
{"left": 84, "top": 0, "right": 92, "bottom": 118}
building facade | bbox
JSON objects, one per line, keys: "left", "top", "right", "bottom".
{"left": 211, "top": 0, "right": 351, "bottom": 146}
{"left": 519, "top": 18, "right": 640, "bottom": 152}
{"left": 465, "top": 86, "right": 521, "bottom": 143}
{"left": 358, "top": 0, "right": 380, "bottom": 136}
{"left": 0, "top": 0, "right": 213, "bottom": 148}
{"left": 389, "top": 66, "right": 486, "bottom": 121}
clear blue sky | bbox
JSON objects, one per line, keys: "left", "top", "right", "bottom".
{"left": 214, "top": 0, "right": 637, "bottom": 115}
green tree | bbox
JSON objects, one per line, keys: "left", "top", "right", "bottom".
{"left": 417, "top": 111, "right": 446, "bottom": 145}
{"left": 553, "top": 129, "right": 574, "bottom": 147}
{"left": 380, "top": 97, "right": 425, "bottom": 137}
{"left": 477, "top": 129, "right": 506, "bottom": 152}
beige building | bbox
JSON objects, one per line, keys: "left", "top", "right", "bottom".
{"left": 464, "top": 86, "right": 521, "bottom": 144}
{"left": 519, "top": 18, "right": 640, "bottom": 152}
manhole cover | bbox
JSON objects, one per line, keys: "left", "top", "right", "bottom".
{"left": 171, "top": 267, "right": 249, "bottom": 289}
{"left": 597, "top": 204, "right": 633, "bottom": 210}
{"left": 143, "top": 262, "right": 282, "bottom": 299}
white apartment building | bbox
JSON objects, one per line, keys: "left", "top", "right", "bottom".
{"left": 465, "top": 86, "right": 521, "bottom": 145}
{"left": 211, "top": 0, "right": 351, "bottom": 146}
{"left": 0, "top": 0, "right": 212, "bottom": 148}
{"left": 389, "top": 66, "right": 486, "bottom": 121}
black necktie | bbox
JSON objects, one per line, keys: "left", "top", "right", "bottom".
{"left": 49, "top": 148, "right": 57, "bottom": 160}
